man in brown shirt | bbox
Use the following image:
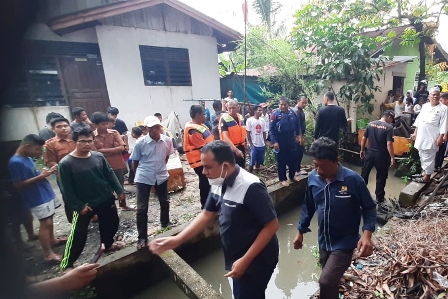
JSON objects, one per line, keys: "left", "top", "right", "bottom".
{"left": 91, "top": 112, "right": 130, "bottom": 209}
{"left": 44, "top": 117, "right": 77, "bottom": 222}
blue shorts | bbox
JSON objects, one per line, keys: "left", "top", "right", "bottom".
{"left": 249, "top": 146, "right": 266, "bottom": 166}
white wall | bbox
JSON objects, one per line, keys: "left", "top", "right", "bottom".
{"left": 0, "top": 106, "right": 71, "bottom": 142}
{"left": 96, "top": 25, "right": 221, "bottom": 128}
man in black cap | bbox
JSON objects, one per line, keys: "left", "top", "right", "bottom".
{"left": 360, "top": 110, "right": 395, "bottom": 203}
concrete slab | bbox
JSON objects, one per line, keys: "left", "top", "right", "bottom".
{"left": 399, "top": 181, "right": 426, "bottom": 207}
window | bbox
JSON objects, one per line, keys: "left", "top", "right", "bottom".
{"left": 139, "top": 45, "right": 192, "bottom": 86}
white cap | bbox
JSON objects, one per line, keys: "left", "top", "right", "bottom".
{"left": 144, "top": 115, "right": 161, "bottom": 127}
{"left": 429, "top": 86, "right": 440, "bottom": 94}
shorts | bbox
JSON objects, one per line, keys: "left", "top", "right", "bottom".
{"left": 30, "top": 198, "right": 61, "bottom": 220}
{"left": 249, "top": 146, "right": 266, "bottom": 166}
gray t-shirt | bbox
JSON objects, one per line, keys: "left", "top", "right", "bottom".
{"left": 38, "top": 127, "right": 55, "bottom": 141}
{"left": 70, "top": 121, "right": 90, "bottom": 132}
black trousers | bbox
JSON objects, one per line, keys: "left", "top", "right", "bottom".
{"left": 60, "top": 199, "right": 118, "bottom": 270}
{"left": 235, "top": 144, "right": 246, "bottom": 169}
{"left": 127, "top": 159, "right": 135, "bottom": 184}
{"left": 296, "top": 144, "right": 304, "bottom": 171}
{"left": 136, "top": 180, "right": 169, "bottom": 239}
{"left": 232, "top": 263, "right": 276, "bottom": 299}
{"left": 435, "top": 141, "right": 447, "bottom": 169}
{"left": 193, "top": 166, "right": 211, "bottom": 209}
{"left": 318, "top": 250, "right": 353, "bottom": 299}
{"left": 56, "top": 179, "right": 73, "bottom": 223}
{"left": 360, "top": 150, "right": 389, "bottom": 201}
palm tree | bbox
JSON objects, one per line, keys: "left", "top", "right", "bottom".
{"left": 252, "top": 0, "right": 285, "bottom": 38}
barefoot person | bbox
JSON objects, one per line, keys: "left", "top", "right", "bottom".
{"left": 269, "top": 97, "right": 302, "bottom": 186}
{"left": 8, "top": 134, "right": 65, "bottom": 264}
{"left": 149, "top": 141, "right": 279, "bottom": 299}
{"left": 294, "top": 137, "right": 376, "bottom": 299}
{"left": 58, "top": 127, "right": 125, "bottom": 271}
{"left": 412, "top": 87, "right": 448, "bottom": 183}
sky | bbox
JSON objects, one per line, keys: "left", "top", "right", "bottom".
{"left": 180, "top": 0, "right": 448, "bottom": 52}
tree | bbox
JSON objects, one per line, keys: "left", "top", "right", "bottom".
{"left": 291, "top": 2, "right": 386, "bottom": 114}
{"left": 251, "top": 0, "right": 285, "bottom": 38}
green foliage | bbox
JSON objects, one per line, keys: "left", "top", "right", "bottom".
{"left": 303, "top": 117, "right": 316, "bottom": 153}
{"left": 292, "top": 2, "right": 386, "bottom": 108}
{"left": 310, "top": 245, "right": 321, "bottom": 269}
{"left": 264, "top": 145, "right": 277, "bottom": 167}
{"left": 218, "top": 53, "right": 245, "bottom": 78}
{"left": 399, "top": 143, "right": 421, "bottom": 184}
{"left": 252, "top": 0, "right": 285, "bottom": 37}
{"left": 71, "top": 286, "right": 97, "bottom": 299}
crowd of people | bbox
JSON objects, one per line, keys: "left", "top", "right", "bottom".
{"left": 7, "top": 84, "right": 447, "bottom": 298}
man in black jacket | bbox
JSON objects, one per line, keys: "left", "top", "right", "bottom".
{"left": 293, "top": 96, "right": 308, "bottom": 175}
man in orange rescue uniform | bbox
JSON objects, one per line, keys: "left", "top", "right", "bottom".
{"left": 219, "top": 99, "right": 246, "bottom": 168}
{"left": 184, "top": 105, "right": 215, "bottom": 208}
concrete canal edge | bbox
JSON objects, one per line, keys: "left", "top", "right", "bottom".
{"left": 89, "top": 176, "right": 308, "bottom": 299}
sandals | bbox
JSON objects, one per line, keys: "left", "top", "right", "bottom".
{"left": 44, "top": 254, "right": 62, "bottom": 265}
{"left": 137, "top": 239, "right": 147, "bottom": 250}
{"left": 412, "top": 177, "right": 430, "bottom": 183}
{"left": 106, "top": 241, "right": 125, "bottom": 253}
{"left": 51, "top": 237, "right": 67, "bottom": 247}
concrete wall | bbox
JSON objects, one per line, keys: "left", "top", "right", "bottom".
{"left": 96, "top": 25, "right": 221, "bottom": 127}
{"left": 0, "top": 106, "right": 71, "bottom": 142}
{"left": 24, "top": 22, "right": 98, "bottom": 43}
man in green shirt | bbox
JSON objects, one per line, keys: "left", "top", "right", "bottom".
{"left": 58, "top": 127, "right": 125, "bottom": 271}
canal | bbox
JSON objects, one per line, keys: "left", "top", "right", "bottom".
{"left": 133, "top": 157, "right": 405, "bottom": 299}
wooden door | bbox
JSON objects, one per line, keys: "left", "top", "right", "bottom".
{"left": 59, "top": 56, "right": 110, "bottom": 116}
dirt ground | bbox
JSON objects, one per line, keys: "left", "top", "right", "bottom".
{"left": 20, "top": 153, "right": 296, "bottom": 282}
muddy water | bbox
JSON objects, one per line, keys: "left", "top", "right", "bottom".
{"left": 133, "top": 157, "right": 405, "bottom": 299}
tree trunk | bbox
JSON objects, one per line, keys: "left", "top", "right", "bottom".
{"left": 415, "top": 23, "right": 426, "bottom": 82}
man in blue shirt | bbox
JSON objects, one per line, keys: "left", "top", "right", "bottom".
{"left": 269, "top": 97, "right": 302, "bottom": 186}
{"left": 149, "top": 141, "right": 279, "bottom": 299}
{"left": 294, "top": 137, "right": 376, "bottom": 299}
{"left": 8, "top": 134, "right": 65, "bottom": 264}
{"left": 131, "top": 115, "right": 174, "bottom": 249}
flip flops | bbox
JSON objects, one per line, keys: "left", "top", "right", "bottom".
{"left": 412, "top": 177, "right": 430, "bottom": 183}
{"left": 44, "top": 254, "right": 62, "bottom": 265}
{"left": 51, "top": 237, "right": 67, "bottom": 247}
{"left": 411, "top": 173, "right": 423, "bottom": 178}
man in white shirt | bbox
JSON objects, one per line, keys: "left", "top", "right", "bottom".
{"left": 246, "top": 105, "right": 267, "bottom": 173}
{"left": 412, "top": 87, "right": 447, "bottom": 183}
{"left": 222, "top": 90, "right": 237, "bottom": 112}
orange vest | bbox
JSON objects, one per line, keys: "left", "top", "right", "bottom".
{"left": 183, "top": 122, "right": 214, "bottom": 168}
{"left": 219, "top": 113, "right": 246, "bottom": 146}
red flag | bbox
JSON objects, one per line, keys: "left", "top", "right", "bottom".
{"left": 242, "top": 1, "right": 248, "bottom": 23}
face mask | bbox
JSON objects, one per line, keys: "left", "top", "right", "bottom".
{"left": 208, "top": 164, "right": 227, "bottom": 186}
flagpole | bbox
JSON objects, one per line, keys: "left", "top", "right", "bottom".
{"left": 244, "top": 0, "right": 247, "bottom": 106}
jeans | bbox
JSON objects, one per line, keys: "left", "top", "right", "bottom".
{"left": 360, "top": 150, "right": 389, "bottom": 201}
{"left": 276, "top": 147, "right": 297, "bottom": 181}
{"left": 232, "top": 263, "right": 276, "bottom": 299}
{"left": 193, "top": 166, "right": 211, "bottom": 209}
{"left": 318, "top": 250, "right": 353, "bottom": 299}
{"left": 60, "top": 199, "right": 119, "bottom": 270}
{"left": 136, "top": 180, "right": 170, "bottom": 239}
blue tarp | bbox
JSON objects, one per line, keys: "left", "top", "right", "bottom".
{"left": 220, "top": 74, "right": 281, "bottom": 104}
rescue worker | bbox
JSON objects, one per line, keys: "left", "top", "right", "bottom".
{"left": 183, "top": 105, "right": 214, "bottom": 208}
{"left": 270, "top": 97, "right": 302, "bottom": 187}
{"left": 219, "top": 99, "right": 246, "bottom": 168}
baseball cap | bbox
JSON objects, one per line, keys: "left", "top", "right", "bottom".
{"left": 144, "top": 115, "right": 161, "bottom": 127}
{"left": 260, "top": 103, "right": 267, "bottom": 108}
{"left": 383, "top": 110, "right": 395, "bottom": 122}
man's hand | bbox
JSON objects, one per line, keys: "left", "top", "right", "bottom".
{"left": 390, "top": 157, "right": 395, "bottom": 167}
{"left": 444, "top": 134, "right": 448, "bottom": 142}
{"left": 273, "top": 143, "right": 280, "bottom": 151}
{"left": 117, "top": 193, "right": 126, "bottom": 201}
{"left": 411, "top": 133, "right": 416, "bottom": 141}
{"left": 437, "top": 135, "right": 444, "bottom": 147}
{"left": 357, "top": 231, "right": 373, "bottom": 257}
{"left": 40, "top": 168, "right": 53, "bottom": 178}
{"left": 224, "top": 257, "right": 250, "bottom": 279}
{"left": 60, "top": 263, "right": 99, "bottom": 291}
{"left": 50, "top": 164, "right": 58, "bottom": 175}
{"left": 235, "top": 149, "right": 244, "bottom": 158}
{"left": 296, "top": 135, "right": 303, "bottom": 145}
{"left": 359, "top": 150, "right": 365, "bottom": 159}
{"left": 148, "top": 236, "right": 181, "bottom": 255}
{"left": 80, "top": 205, "right": 92, "bottom": 215}
{"left": 293, "top": 231, "right": 304, "bottom": 250}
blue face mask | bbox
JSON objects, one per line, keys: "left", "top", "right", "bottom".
{"left": 208, "top": 164, "right": 227, "bottom": 186}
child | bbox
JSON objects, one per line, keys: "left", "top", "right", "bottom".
{"left": 91, "top": 112, "right": 130, "bottom": 209}
{"left": 8, "top": 134, "right": 66, "bottom": 264}
{"left": 403, "top": 97, "right": 414, "bottom": 126}
{"left": 127, "top": 127, "right": 143, "bottom": 185}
